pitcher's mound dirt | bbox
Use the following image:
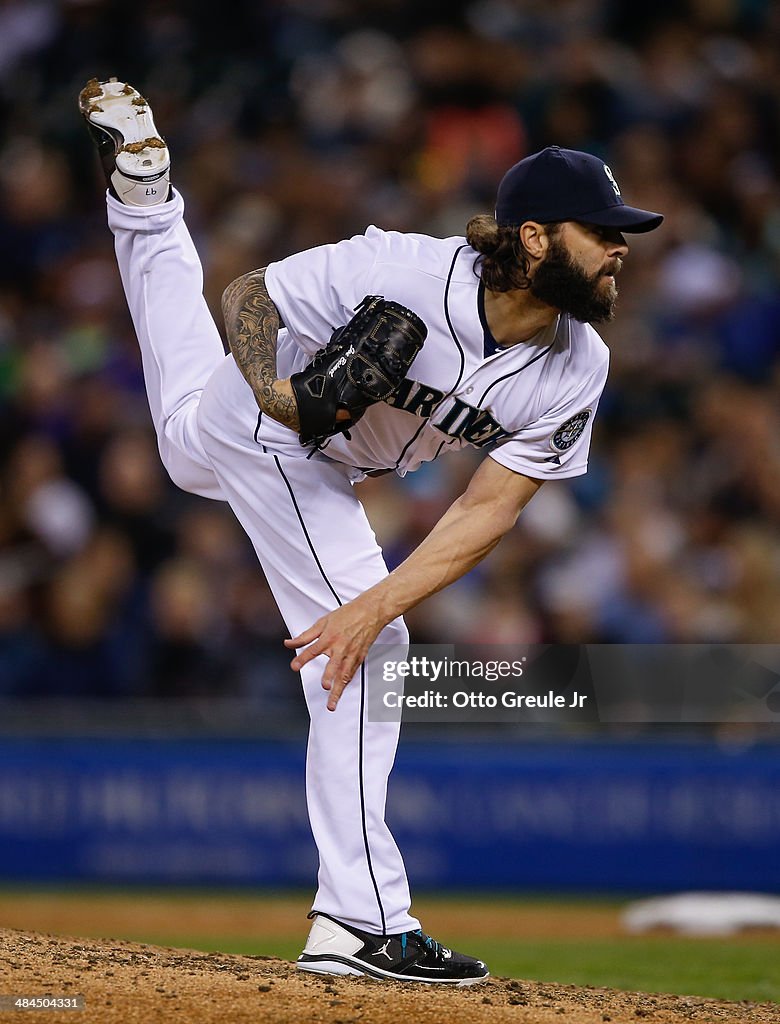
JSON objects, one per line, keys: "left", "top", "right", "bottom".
{"left": 2, "top": 928, "right": 778, "bottom": 1024}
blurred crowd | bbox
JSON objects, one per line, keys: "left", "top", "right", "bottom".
{"left": 1, "top": 0, "right": 780, "bottom": 702}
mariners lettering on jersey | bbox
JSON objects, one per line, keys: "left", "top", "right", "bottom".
{"left": 435, "top": 397, "right": 512, "bottom": 447}
{"left": 385, "top": 378, "right": 441, "bottom": 418}
{"left": 386, "top": 378, "right": 512, "bottom": 448}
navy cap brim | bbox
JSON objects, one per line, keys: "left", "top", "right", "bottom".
{"left": 578, "top": 204, "right": 664, "bottom": 233}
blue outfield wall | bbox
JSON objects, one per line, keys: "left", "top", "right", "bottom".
{"left": 0, "top": 737, "right": 779, "bottom": 891}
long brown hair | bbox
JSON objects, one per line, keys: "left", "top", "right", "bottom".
{"left": 466, "top": 214, "right": 559, "bottom": 293}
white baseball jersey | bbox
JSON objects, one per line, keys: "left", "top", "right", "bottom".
{"left": 264, "top": 226, "right": 610, "bottom": 479}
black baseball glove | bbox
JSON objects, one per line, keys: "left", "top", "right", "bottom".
{"left": 290, "top": 295, "right": 427, "bottom": 447}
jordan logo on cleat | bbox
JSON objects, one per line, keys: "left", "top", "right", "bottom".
{"left": 371, "top": 940, "right": 393, "bottom": 961}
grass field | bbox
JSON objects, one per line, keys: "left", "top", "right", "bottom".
{"left": 2, "top": 889, "right": 778, "bottom": 1004}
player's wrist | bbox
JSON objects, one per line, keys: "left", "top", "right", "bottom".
{"left": 268, "top": 377, "right": 349, "bottom": 431}
{"left": 253, "top": 377, "right": 300, "bottom": 432}
{"left": 272, "top": 377, "right": 294, "bottom": 402}
{"left": 361, "top": 580, "right": 406, "bottom": 628}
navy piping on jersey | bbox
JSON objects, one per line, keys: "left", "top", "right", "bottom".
{"left": 255, "top": 437, "right": 388, "bottom": 935}
{"left": 477, "top": 279, "right": 508, "bottom": 359}
{"left": 431, "top": 439, "right": 450, "bottom": 461}
{"left": 477, "top": 340, "right": 555, "bottom": 406}
{"left": 441, "top": 245, "right": 468, "bottom": 394}
{"left": 392, "top": 417, "right": 427, "bottom": 473}
{"left": 392, "top": 244, "right": 469, "bottom": 472}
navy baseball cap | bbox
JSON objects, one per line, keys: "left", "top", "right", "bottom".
{"left": 495, "top": 146, "right": 663, "bottom": 234}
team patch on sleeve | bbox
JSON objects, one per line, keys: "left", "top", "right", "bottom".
{"left": 550, "top": 409, "right": 591, "bottom": 452}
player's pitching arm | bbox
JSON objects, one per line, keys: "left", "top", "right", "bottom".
{"left": 286, "top": 458, "right": 542, "bottom": 711}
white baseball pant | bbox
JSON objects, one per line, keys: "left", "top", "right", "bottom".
{"left": 108, "top": 190, "right": 419, "bottom": 935}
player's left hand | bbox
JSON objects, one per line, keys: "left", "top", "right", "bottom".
{"left": 285, "top": 596, "right": 385, "bottom": 711}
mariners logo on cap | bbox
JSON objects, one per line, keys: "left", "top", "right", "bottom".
{"left": 551, "top": 410, "right": 591, "bottom": 452}
{"left": 604, "top": 164, "right": 621, "bottom": 196}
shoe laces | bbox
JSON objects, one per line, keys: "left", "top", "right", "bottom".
{"left": 400, "top": 928, "right": 441, "bottom": 957}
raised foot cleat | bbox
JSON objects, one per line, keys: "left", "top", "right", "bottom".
{"left": 296, "top": 913, "right": 489, "bottom": 985}
{"left": 78, "top": 77, "right": 170, "bottom": 207}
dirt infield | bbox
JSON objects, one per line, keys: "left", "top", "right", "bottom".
{"left": 1, "top": 927, "right": 779, "bottom": 1024}
{"left": 0, "top": 891, "right": 627, "bottom": 943}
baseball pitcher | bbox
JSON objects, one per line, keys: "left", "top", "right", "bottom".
{"left": 79, "top": 77, "right": 662, "bottom": 985}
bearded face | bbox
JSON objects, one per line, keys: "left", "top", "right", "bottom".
{"left": 529, "top": 231, "right": 622, "bottom": 324}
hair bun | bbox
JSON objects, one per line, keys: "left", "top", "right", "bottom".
{"left": 466, "top": 214, "right": 502, "bottom": 255}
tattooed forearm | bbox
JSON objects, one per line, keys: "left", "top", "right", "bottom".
{"left": 222, "top": 269, "right": 300, "bottom": 431}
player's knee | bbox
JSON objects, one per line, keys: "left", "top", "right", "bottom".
{"left": 195, "top": 370, "right": 225, "bottom": 455}
{"left": 160, "top": 457, "right": 198, "bottom": 493}
{"left": 157, "top": 435, "right": 218, "bottom": 499}
{"left": 157, "top": 449, "right": 198, "bottom": 493}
